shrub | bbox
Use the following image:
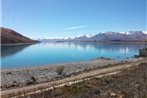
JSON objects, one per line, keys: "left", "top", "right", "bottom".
{"left": 56, "top": 66, "right": 65, "bottom": 75}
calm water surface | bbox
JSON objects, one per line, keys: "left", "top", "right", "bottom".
{"left": 1, "top": 42, "right": 145, "bottom": 68}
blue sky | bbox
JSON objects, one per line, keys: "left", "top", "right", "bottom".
{"left": 2, "top": 0, "right": 147, "bottom": 39}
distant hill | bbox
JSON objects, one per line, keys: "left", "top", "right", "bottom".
{"left": 1, "top": 27, "right": 38, "bottom": 44}
{"left": 39, "top": 31, "right": 147, "bottom": 42}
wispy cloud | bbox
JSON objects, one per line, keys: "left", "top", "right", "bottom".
{"left": 64, "top": 25, "right": 87, "bottom": 30}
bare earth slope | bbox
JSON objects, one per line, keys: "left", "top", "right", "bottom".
{"left": 1, "top": 27, "right": 37, "bottom": 44}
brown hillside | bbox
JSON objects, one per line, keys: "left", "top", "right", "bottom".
{"left": 0, "top": 27, "right": 37, "bottom": 44}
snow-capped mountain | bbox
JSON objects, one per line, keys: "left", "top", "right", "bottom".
{"left": 74, "top": 31, "right": 147, "bottom": 41}
{"left": 76, "top": 34, "right": 93, "bottom": 38}
{"left": 72, "top": 35, "right": 93, "bottom": 41}
{"left": 39, "top": 31, "right": 147, "bottom": 42}
{"left": 92, "top": 31, "right": 147, "bottom": 41}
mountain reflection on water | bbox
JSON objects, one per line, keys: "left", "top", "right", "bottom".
{"left": 1, "top": 42, "right": 145, "bottom": 68}
{"left": 1, "top": 44, "right": 32, "bottom": 58}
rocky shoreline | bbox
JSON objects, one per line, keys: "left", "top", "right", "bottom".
{"left": 1, "top": 58, "right": 123, "bottom": 90}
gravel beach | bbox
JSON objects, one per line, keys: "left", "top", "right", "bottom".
{"left": 1, "top": 58, "right": 121, "bottom": 90}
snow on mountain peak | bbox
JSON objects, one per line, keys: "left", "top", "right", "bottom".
{"left": 143, "top": 31, "right": 147, "bottom": 34}
{"left": 119, "top": 32, "right": 129, "bottom": 35}
{"left": 77, "top": 34, "right": 93, "bottom": 38}
{"left": 101, "top": 31, "right": 146, "bottom": 35}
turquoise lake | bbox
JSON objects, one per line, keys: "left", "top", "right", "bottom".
{"left": 1, "top": 42, "right": 145, "bottom": 68}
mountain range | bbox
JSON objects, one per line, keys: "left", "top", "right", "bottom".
{"left": 40, "top": 31, "right": 147, "bottom": 42}
{"left": 1, "top": 27, "right": 147, "bottom": 44}
{"left": 1, "top": 27, "right": 37, "bottom": 44}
